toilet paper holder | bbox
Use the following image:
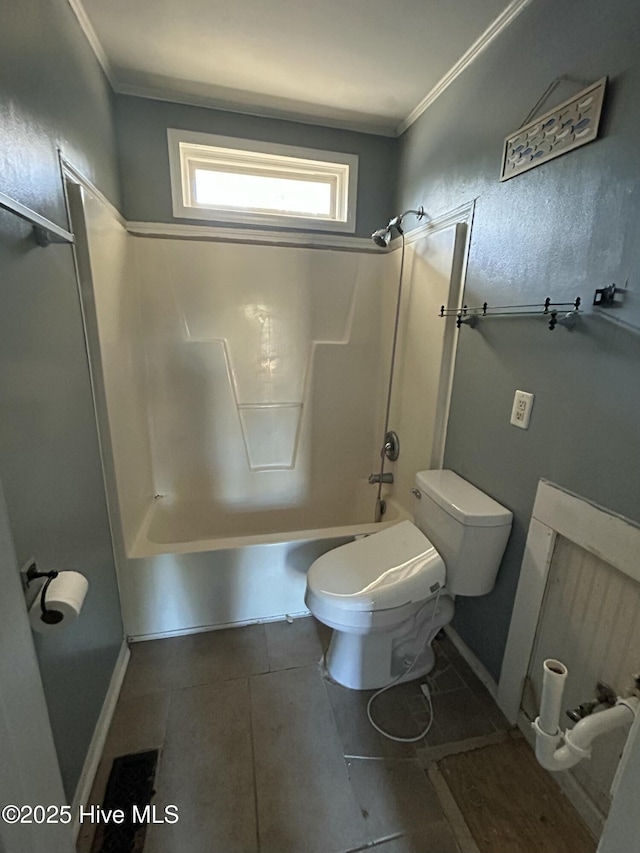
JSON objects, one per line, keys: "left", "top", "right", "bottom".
{"left": 22, "top": 561, "right": 65, "bottom": 625}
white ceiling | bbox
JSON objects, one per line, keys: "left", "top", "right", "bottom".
{"left": 74, "top": 0, "right": 526, "bottom": 136}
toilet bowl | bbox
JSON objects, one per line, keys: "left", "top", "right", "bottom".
{"left": 305, "top": 469, "right": 512, "bottom": 690}
{"left": 306, "top": 520, "right": 454, "bottom": 689}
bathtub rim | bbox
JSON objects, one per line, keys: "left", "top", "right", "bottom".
{"left": 129, "top": 496, "right": 410, "bottom": 558}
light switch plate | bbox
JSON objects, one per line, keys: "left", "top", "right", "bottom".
{"left": 510, "top": 390, "right": 534, "bottom": 429}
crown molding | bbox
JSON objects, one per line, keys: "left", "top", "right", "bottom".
{"left": 396, "top": 0, "right": 534, "bottom": 136}
{"left": 66, "top": 0, "right": 116, "bottom": 86}
{"left": 126, "top": 221, "right": 379, "bottom": 252}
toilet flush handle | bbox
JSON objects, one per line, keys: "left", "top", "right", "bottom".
{"left": 411, "top": 488, "right": 422, "bottom": 499}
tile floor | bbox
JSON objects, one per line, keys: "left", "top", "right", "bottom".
{"left": 78, "top": 618, "right": 512, "bottom": 853}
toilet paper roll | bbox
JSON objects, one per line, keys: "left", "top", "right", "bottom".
{"left": 28, "top": 571, "right": 89, "bottom": 634}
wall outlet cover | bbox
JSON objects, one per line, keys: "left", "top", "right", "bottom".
{"left": 510, "top": 390, "right": 534, "bottom": 429}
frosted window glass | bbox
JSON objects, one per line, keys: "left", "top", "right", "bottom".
{"left": 194, "top": 169, "right": 332, "bottom": 216}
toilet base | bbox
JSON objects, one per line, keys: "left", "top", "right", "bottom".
{"left": 324, "top": 593, "right": 454, "bottom": 690}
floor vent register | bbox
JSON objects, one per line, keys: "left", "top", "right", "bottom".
{"left": 91, "top": 749, "right": 159, "bottom": 853}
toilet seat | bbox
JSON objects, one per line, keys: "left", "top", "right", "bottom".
{"left": 306, "top": 520, "right": 446, "bottom": 616}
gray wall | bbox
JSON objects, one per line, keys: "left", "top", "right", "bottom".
{"left": 0, "top": 0, "right": 123, "bottom": 797}
{"left": 114, "top": 94, "right": 397, "bottom": 237}
{"left": 397, "top": 0, "right": 640, "bottom": 681}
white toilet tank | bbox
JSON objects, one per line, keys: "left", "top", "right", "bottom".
{"left": 413, "top": 470, "right": 512, "bottom": 596}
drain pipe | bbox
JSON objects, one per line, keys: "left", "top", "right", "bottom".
{"left": 532, "top": 659, "right": 639, "bottom": 772}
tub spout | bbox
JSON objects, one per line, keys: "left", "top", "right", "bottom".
{"left": 369, "top": 472, "right": 393, "bottom": 485}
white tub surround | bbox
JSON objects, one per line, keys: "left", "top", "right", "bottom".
{"left": 70, "top": 178, "right": 471, "bottom": 640}
{"left": 382, "top": 215, "right": 472, "bottom": 514}
{"left": 67, "top": 179, "right": 155, "bottom": 556}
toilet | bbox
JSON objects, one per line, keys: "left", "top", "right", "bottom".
{"left": 305, "top": 469, "right": 512, "bottom": 689}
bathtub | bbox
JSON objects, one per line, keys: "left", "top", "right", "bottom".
{"left": 122, "top": 483, "right": 409, "bottom": 640}
{"left": 130, "top": 480, "right": 406, "bottom": 556}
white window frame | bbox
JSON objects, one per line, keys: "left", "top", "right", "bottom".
{"left": 167, "top": 129, "right": 358, "bottom": 232}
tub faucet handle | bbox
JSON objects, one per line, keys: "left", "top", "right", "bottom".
{"left": 382, "top": 431, "right": 400, "bottom": 462}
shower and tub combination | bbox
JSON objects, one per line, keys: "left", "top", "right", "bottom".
{"left": 368, "top": 207, "right": 427, "bottom": 521}
{"left": 69, "top": 177, "right": 467, "bottom": 639}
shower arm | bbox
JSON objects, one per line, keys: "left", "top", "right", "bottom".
{"left": 389, "top": 207, "right": 426, "bottom": 232}
{"left": 384, "top": 207, "right": 427, "bottom": 238}
{"left": 371, "top": 207, "right": 427, "bottom": 248}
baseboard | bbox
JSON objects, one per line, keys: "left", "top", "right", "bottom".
{"left": 443, "top": 625, "right": 498, "bottom": 698}
{"left": 128, "top": 610, "right": 311, "bottom": 642}
{"left": 71, "top": 639, "right": 130, "bottom": 838}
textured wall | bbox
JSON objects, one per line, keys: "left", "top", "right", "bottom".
{"left": 114, "top": 94, "right": 397, "bottom": 237}
{"left": 396, "top": 0, "right": 640, "bottom": 680}
{"left": 0, "top": 0, "right": 123, "bottom": 798}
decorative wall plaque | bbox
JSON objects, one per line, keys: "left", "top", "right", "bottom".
{"left": 500, "top": 77, "right": 606, "bottom": 181}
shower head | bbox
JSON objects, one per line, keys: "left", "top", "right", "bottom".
{"left": 371, "top": 206, "right": 427, "bottom": 247}
{"left": 372, "top": 227, "right": 391, "bottom": 248}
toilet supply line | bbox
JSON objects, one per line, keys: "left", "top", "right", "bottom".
{"left": 533, "top": 659, "right": 639, "bottom": 772}
{"left": 366, "top": 588, "right": 443, "bottom": 743}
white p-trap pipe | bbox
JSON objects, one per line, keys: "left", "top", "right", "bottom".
{"left": 532, "top": 658, "right": 639, "bottom": 772}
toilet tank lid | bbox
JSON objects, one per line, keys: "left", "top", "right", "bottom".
{"left": 415, "top": 470, "right": 512, "bottom": 528}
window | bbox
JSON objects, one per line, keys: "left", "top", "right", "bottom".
{"left": 168, "top": 129, "right": 358, "bottom": 232}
